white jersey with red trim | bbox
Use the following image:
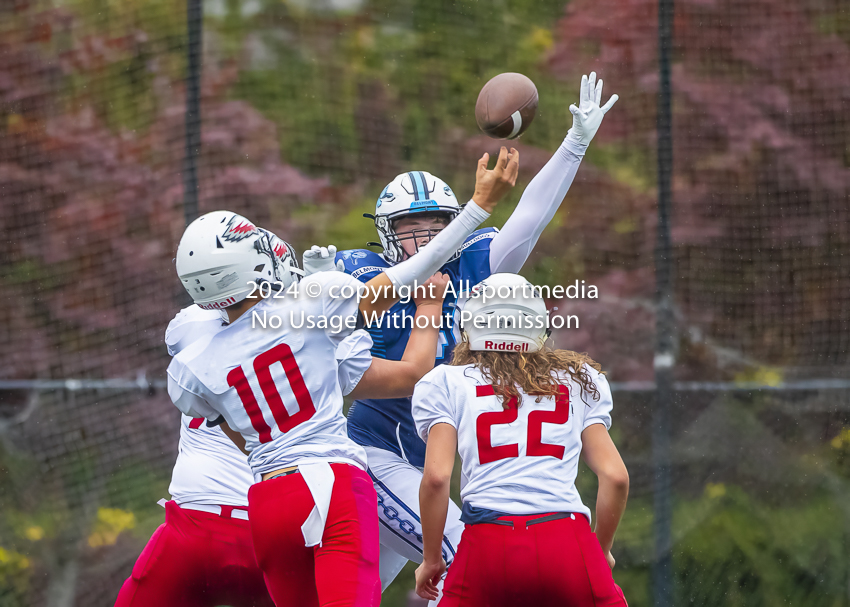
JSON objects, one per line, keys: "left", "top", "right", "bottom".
{"left": 167, "top": 272, "right": 372, "bottom": 477}
{"left": 165, "top": 305, "right": 250, "bottom": 506}
{"left": 169, "top": 413, "right": 255, "bottom": 507}
{"left": 412, "top": 363, "right": 613, "bottom": 521}
{"left": 164, "top": 301, "right": 373, "bottom": 504}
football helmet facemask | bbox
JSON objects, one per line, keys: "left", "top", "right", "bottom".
{"left": 367, "top": 171, "right": 461, "bottom": 264}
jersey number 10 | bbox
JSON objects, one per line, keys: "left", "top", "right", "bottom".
{"left": 227, "top": 343, "right": 316, "bottom": 443}
{"left": 475, "top": 385, "right": 570, "bottom": 464}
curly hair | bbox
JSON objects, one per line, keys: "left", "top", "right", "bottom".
{"left": 450, "top": 341, "right": 604, "bottom": 408}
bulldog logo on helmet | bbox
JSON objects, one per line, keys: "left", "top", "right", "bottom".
{"left": 222, "top": 215, "right": 258, "bottom": 242}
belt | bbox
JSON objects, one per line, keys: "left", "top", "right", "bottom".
{"left": 264, "top": 462, "right": 361, "bottom": 482}
{"left": 265, "top": 467, "right": 300, "bottom": 481}
{"left": 160, "top": 499, "right": 250, "bottom": 520}
{"left": 483, "top": 512, "right": 576, "bottom": 528}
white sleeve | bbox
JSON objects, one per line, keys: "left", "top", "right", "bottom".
{"left": 335, "top": 329, "right": 374, "bottom": 396}
{"left": 384, "top": 201, "right": 490, "bottom": 289}
{"left": 412, "top": 371, "right": 457, "bottom": 443}
{"left": 167, "top": 365, "right": 220, "bottom": 421}
{"left": 582, "top": 366, "right": 613, "bottom": 431}
{"left": 489, "top": 137, "right": 585, "bottom": 273}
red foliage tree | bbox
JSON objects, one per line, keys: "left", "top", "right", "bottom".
{"left": 0, "top": 8, "right": 329, "bottom": 381}
{"left": 546, "top": 0, "right": 850, "bottom": 377}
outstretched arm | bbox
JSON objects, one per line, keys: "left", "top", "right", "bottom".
{"left": 490, "top": 72, "right": 618, "bottom": 274}
{"left": 349, "top": 273, "right": 449, "bottom": 399}
{"left": 360, "top": 147, "right": 519, "bottom": 317}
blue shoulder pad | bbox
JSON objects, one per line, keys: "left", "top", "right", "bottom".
{"left": 336, "top": 249, "right": 389, "bottom": 283}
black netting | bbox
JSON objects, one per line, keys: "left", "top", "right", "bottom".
{"left": 1, "top": 1, "right": 848, "bottom": 605}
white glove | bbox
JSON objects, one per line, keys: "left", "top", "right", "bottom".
{"left": 566, "top": 71, "right": 619, "bottom": 150}
{"left": 302, "top": 245, "right": 345, "bottom": 276}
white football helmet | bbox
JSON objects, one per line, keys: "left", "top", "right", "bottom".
{"left": 175, "top": 211, "right": 301, "bottom": 310}
{"left": 367, "top": 171, "right": 461, "bottom": 263}
{"left": 262, "top": 228, "right": 302, "bottom": 285}
{"left": 461, "top": 273, "right": 550, "bottom": 352}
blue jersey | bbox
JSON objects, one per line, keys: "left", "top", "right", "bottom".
{"left": 338, "top": 228, "right": 497, "bottom": 467}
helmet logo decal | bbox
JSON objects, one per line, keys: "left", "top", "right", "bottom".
{"left": 377, "top": 186, "right": 394, "bottom": 208}
{"left": 198, "top": 296, "right": 237, "bottom": 310}
{"left": 222, "top": 216, "right": 258, "bottom": 242}
{"left": 273, "top": 241, "right": 288, "bottom": 260}
{"left": 484, "top": 341, "right": 530, "bottom": 352}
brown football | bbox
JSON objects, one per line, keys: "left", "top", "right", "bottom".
{"left": 475, "top": 73, "right": 538, "bottom": 139}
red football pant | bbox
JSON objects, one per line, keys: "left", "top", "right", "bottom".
{"left": 441, "top": 512, "right": 628, "bottom": 607}
{"left": 114, "top": 500, "right": 274, "bottom": 607}
{"left": 248, "top": 463, "right": 380, "bottom": 607}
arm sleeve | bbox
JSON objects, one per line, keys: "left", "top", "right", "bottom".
{"left": 335, "top": 329, "right": 374, "bottom": 396}
{"left": 384, "top": 201, "right": 490, "bottom": 289}
{"left": 489, "top": 137, "right": 585, "bottom": 274}
{"left": 582, "top": 366, "right": 613, "bottom": 431}
{"left": 412, "top": 373, "right": 457, "bottom": 443}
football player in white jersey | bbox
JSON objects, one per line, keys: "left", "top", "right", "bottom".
{"left": 412, "top": 274, "right": 629, "bottom": 607}
{"left": 164, "top": 152, "right": 518, "bottom": 607}
{"left": 116, "top": 236, "right": 378, "bottom": 607}
{"left": 336, "top": 72, "right": 618, "bottom": 594}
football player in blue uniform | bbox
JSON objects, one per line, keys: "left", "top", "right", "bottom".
{"left": 335, "top": 72, "right": 619, "bottom": 593}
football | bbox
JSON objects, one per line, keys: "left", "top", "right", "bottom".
{"left": 475, "top": 72, "right": 538, "bottom": 139}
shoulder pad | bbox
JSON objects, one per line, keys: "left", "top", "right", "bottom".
{"left": 336, "top": 249, "right": 389, "bottom": 282}
{"left": 165, "top": 305, "right": 225, "bottom": 356}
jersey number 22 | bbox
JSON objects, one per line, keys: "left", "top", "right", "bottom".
{"left": 475, "top": 385, "right": 570, "bottom": 464}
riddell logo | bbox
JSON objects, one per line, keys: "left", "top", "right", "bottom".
{"left": 484, "top": 341, "right": 528, "bottom": 352}
{"left": 199, "top": 297, "right": 236, "bottom": 310}
{"left": 222, "top": 216, "right": 258, "bottom": 242}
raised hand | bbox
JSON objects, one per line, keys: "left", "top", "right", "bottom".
{"left": 413, "top": 271, "right": 450, "bottom": 310}
{"left": 302, "top": 245, "right": 344, "bottom": 276}
{"left": 566, "top": 71, "right": 619, "bottom": 148}
{"left": 471, "top": 145, "right": 520, "bottom": 214}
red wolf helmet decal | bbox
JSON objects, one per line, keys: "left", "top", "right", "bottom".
{"left": 273, "top": 240, "right": 290, "bottom": 262}
{"left": 222, "top": 215, "right": 258, "bottom": 242}
{"left": 255, "top": 229, "right": 301, "bottom": 284}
